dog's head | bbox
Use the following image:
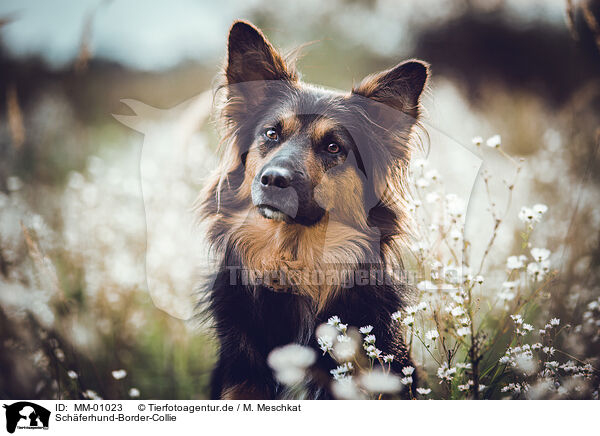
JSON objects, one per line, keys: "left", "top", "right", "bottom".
{"left": 202, "top": 20, "right": 428, "bottom": 265}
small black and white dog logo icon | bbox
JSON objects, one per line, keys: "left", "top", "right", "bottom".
{"left": 3, "top": 402, "right": 50, "bottom": 433}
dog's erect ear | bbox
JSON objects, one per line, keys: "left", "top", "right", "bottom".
{"left": 226, "top": 21, "right": 296, "bottom": 84}
{"left": 353, "top": 60, "right": 429, "bottom": 121}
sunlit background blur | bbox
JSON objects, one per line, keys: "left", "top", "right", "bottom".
{"left": 1, "top": 0, "right": 599, "bottom": 399}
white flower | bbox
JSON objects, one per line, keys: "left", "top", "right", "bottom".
{"left": 451, "top": 293, "right": 465, "bottom": 305}
{"left": 417, "top": 302, "right": 428, "bottom": 311}
{"left": 531, "top": 248, "right": 550, "bottom": 262}
{"left": 550, "top": 318, "right": 560, "bottom": 326}
{"left": 316, "top": 323, "right": 338, "bottom": 344}
{"left": 402, "top": 366, "right": 415, "bottom": 376}
{"left": 425, "top": 329, "right": 439, "bottom": 341}
{"left": 542, "top": 346, "right": 556, "bottom": 355}
{"left": 425, "top": 169, "right": 440, "bottom": 181}
{"left": 449, "top": 229, "right": 463, "bottom": 241}
{"left": 359, "top": 325, "right": 373, "bottom": 334}
{"left": 506, "top": 255, "right": 526, "bottom": 269}
{"left": 502, "top": 281, "right": 519, "bottom": 290}
{"left": 445, "top": 194, "right": 465, "bottom": 217}
{"left": 527, "top": 262, "right": 544, "bottom": 280}
{"left": 405, "top": 305, "right": 419, "bottom": 315}
{"left": 561, "top": 361, "right": 578, "bottom": 372}
{"left": 274, "top": 367, "right": 306, "bottom": 385}
{"left": 407, "top": 199, "right": 422, "bottom": 213}
{"left": 363, "top": 334, "right": 376, "bottom": 344}
{"left": 268, "top": 344, "right": 317, "bottom": 386}
{"left": 517, "top": 323, "right": 533, "bottom": 336}
{"left": 532, "top": 203, "right": 548, "bottom": 216}
{"left": 519, "top": 204, "right": 547, "bottom": 224}
{"left": 501, "top": 383, "right": 521, "bottom": 394}
{"left": 318, "top": 337, "right": 333, "bottom": 353}
{"left": 499, "top": 290, "right": 515, "bottom": 301}
{"left": 510, "top": 314, "right": 523, "bottom": 325}
{"left": 330, "top": 363, "right": 353, "bottom": 380}
{"left": 67, "top": 370, "right": 78, "bottom": 379}
{"left": 84, "top": 390, "right": 102, "bottom": 400}
{"left": 327, "top": 316, "right": 341, "bottom": 327}
{"left": 518, "top": 207, "right": 536, "bottom": 223}
{"left": 413, "top": 158, "right": 429, "bottom": 169}
{"left": 391, "top": 311, "right": 402, "bottom": 322}
{"left": 416, "top": 178, "right": 430, "bottom": 188}
{"left": 472, "top": 136, "right": 483, "bottom": 146}
{"left": 360, "top": 371, "right": 403, "bottom": 394}
{"left": 128, "top": 388, "right": 140, "bottom": 398}
{"left": 437, "top": 363, "right": 457, "bottom": 381}
{"left": 337, "top": 335, "right": 351, "bottom": 343}
{"left": 426, "top": 192, "right": 441, "bottom": 203}
{"left": 522, "top": 323, "right": 534, "bottom": 332}
{"left": 337, "top": 323, "right": 348, "bottom": 334}
{"left": 474, "top": 275, "right": 484, "bottom": 285}
{"left": 365, "top": 345, "right": 382, "bottom": 359}
{"left": 383, "top": 355, "right": 394, "bottom": 363}
{"left": 486, "top": 134, "right": 501, "bottom": 148}
{"left": 450, "top": 306, "right": 465, "bottom": 317}
{"left": 457, "top": 327, "right": 470, "bottom": 337}
{"left": 333, "top": 336, "right": 358, "bottom": 361}
{"left": 400, "top": 376, "right": 413, "bottom": 385}
{"left": 416, "top": 387, "right": 431, "bottom": 395}
{"left": 402, "top": 315, "right": 415, "bottom": 327}
{"left": 268, "top": 344, "right": 317, "bottom": 371}
{"left": 540, "top": 260, "right": 551, "bottom": 273}
{"left": 332, "top": 378, "right": 363, "bottom": 400}
{"left": 111, "top": 369, "right": 127, "bottom": 380}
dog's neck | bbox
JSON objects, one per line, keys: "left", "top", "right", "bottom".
{"left": 222, "top": 208, "right": 383, "bottom": 308}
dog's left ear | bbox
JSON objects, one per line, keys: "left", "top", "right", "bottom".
{"left": 353, "top": 60, "right": 429, "bottom": 122}
{"left": 226, "top": 20, "right": 296, "bottom": 84}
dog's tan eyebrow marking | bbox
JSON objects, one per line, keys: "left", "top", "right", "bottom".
{"left": 311, "top": 117, "right": 337, "bottom": 143}
{"left": 279, "top": 112, "right": 302, "bottom": 137}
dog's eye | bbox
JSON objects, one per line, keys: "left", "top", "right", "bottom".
{"left": 326, "top": 143, "right": 340, "bottom": 154}
{"left": 264, "top": 128, "right": 279, "bottom": 141}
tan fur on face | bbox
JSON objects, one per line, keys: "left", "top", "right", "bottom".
{"left": 314, "top": 165, "right": 368, "bottom": 229}
{"left": 235, "top": 148, "right": 261, "bottom": 201}
{"left": 280, "top": 112, "right": 302, "bottom": 137}
{"left": 311, "top": 117, "right": 337, "bottom": 143}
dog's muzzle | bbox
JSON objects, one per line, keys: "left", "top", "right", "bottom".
{"left": 252, "top": 165, "right": 300, "bottom": 221}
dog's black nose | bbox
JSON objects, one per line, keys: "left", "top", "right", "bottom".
{"left": 260, "top": 167, "right": 292, "bottom": 188}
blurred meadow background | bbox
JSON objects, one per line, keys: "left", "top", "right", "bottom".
{"left": 0, "top": 0, "right": 599, "bottom": 400}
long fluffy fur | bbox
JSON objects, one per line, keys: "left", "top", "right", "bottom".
{"left": 196, "top": 20, "right": 429, "bottom": 399}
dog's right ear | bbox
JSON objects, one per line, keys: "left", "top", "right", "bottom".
{"left": 353, "top": 60, "right": 429, "bottom": 122}
{"left": 226, "top": 21, "right": 296, "bottom": 84}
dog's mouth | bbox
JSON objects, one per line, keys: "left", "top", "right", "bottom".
{"left": 257, "top": 204, "right": 292, "bottom": 222}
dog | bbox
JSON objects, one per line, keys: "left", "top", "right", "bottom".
{"left": 198, "top": 20, "right": 429, "bottom": 399}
